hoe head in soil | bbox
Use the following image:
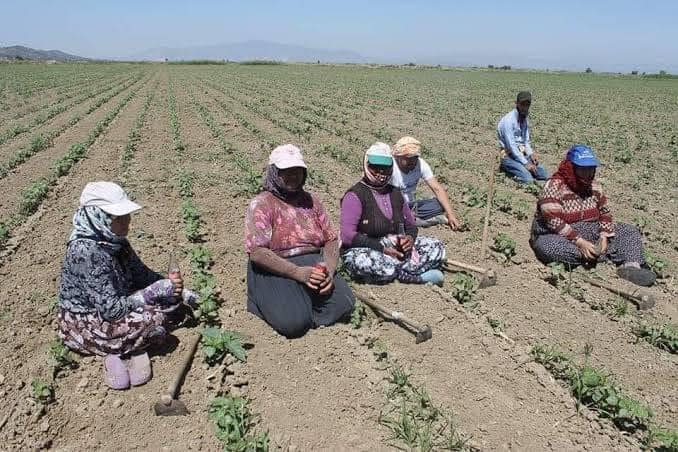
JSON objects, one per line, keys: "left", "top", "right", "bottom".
{"left": 154, "top": 394, "right": 189, "bottom": 416}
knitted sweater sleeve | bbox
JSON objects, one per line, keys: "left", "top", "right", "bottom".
{"left": 594, "top": 184, "right": 615, "bottom": 237}
{"left": 537, "top": 180, "right": 579, "bottom": 241}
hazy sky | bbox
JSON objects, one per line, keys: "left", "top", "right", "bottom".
{"left": 3, "top": 0, "right": 677, "bottom": 71}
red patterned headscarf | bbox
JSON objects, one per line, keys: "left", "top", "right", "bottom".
{"left": 551, "top": 159, "right": 595, "bottom": 195}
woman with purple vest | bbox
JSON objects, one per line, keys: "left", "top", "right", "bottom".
{"left": 340, "top": 143, "right": 446, "bottom": 285}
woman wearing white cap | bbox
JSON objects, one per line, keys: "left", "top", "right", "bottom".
{"left": 58, "top": 182, "right": 198, "bottom": 390}
{"left": 245, "top": 144, "right": 355, "bottom": 338}
{"left": 340, "top": 143, "right": 446, "bottom": 285}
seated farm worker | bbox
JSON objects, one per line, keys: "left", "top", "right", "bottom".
{"left": 58, "top": 182, "right": 200, "bottom": 390}
{"left": 497, "top": 91, "right": 549, "bottom": 184}
{"left": 245, "top": 144, "right": 355, "bottom": 339}
{"left": 530, "top": 145, "right": 656, "bottom": 286}
{"left": 390, "top": 136, "right": 462, "bottom": 229}
{"left": 340, "top": 142, "right": 446, "bottom": 285}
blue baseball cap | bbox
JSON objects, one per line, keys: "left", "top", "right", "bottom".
{"left": 566, "top": 144, "right": 600, "bottom": 167}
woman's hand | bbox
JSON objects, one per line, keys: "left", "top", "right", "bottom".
{"left": 398, "top": 235, "right": 414, "bottom": 253}
{"left": 296, "top": 266, "right": 328, "bottom": 290}
{"left": 317, "top": 274, "right": 334, "bottom": 295}
{"left": 384, "top": 247, "right": 404, "bottom": 260}
{"left": 575, "top": 237, "right": 598, "bottom": 261}
{"left": 597, "top": 236, "right": 609, "bottom": 256}
{"left": 446, "top": 213, "right": 462, "bottom": 230}
{"left": 170, "top": 275, "right": 183, "bottom": 297}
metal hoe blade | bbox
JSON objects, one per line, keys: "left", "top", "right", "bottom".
{"left": 154, "top": 396, "right": 189, "bottom": 416}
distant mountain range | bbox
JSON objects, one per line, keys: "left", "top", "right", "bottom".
{"left": 129, "top": 40, "right": 367, "bottom": 63}
{"left": 0, "top": 45, "right": 88, "bottom": 61}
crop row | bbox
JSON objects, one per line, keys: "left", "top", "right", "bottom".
{"left": 168, "top": 79, "right": 268, "bottom": 450}
{"left": 0, "top": 73, "right": 135, "bottom": 146}
{"left": 0, "top": 83, "right": 141, "bottom": 248}
{"left": 531, "top": 344, "right": 677, "bottom": 450}
{"left": 120, "top": 81, "right": 158, "bottom": 173}
{"left": 0, "top": 75, "right": 145, "bottom": 181}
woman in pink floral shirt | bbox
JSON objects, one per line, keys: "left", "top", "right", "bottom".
{"left": 245, "top": 144, "right": 354, "bottom": 338}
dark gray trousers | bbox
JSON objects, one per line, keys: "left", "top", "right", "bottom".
{"left": 247, "top": 253, "right": 355, "bottom": 338}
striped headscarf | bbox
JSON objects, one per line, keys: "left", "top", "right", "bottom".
{"left": 393, "top": 136, "right": 422, "bottom": 158}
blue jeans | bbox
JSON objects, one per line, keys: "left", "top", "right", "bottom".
{"left": 500, "top": 157, "right": 549, "bottom": 184}
{"left": 408, "top": 198, "right": 444, "bottom": 220}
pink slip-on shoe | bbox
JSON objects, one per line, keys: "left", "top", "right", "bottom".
{"left": 103, "top": 354, "right": 130, "bottom": 390}
{"left": 127, "top": 352, "right": 152, "bottom": 386}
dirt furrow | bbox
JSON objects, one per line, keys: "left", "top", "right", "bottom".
{"left": 173, "top": 72, "right": 392, "bottom": 450}
{"left": 0, "top": 75, "right": 150, "bottom": 220}
{"left": 0, "top": 74, "right": 135, "bottom": 160}
{"left": 0, "top": 73, "right": 160, "bottom": 450}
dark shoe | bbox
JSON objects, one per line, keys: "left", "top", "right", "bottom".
{"left": 617, "top": 267, "right": 656, "bottom": 287}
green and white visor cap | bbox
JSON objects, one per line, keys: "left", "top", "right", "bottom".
{"left": 366, "top": 142, "right": 393, "bottom": 166}
{"left": 79, "top": 181, "right": 142, "bottom": 216}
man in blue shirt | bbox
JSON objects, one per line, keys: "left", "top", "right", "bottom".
{"left": 497, "top": 91, "right": 549, "bottom": 184}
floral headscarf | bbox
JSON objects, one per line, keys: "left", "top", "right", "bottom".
{"left": 68, "top": 206, "right": 128, "bottom": 252}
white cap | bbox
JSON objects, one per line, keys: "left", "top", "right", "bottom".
{"left": 79, "top": 181, "right": 142, "bottom": 216}
{"left": 366, "top": 142, "right": 393, "bottom": 166}
{"left": 269, "top": 144, "right": 307, "bottom": 169}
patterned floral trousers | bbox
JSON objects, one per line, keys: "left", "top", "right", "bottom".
{"left": 58, "top": 303, "right": 181, "bottom": 356}
{"left": 530, "top": 221, "right": 645, "bottom": 267}
{"left": 342, "top": 236, "right": 446, "bottom": 284}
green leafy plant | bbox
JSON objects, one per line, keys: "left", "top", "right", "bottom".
{"left": 522, "top": 182, "right": 541, "bottom": 197}
{"left": 47, "top": 337, "right": 77, "bottom": 376}
{"left": 633, "top": 323, "right": 677, "bottom": 354}
{"left": 546, "top": 262, "right": 584, "bottom": 301}
{"left": 380, "top": 363, "right": 468, "bottom": 451}
{"left": 531, "top": 344, "right": 653, "bottom": 432}
{"left": 177, "top": 171, "right": 194, "bottom": 198}
{"left": 208, "top": 396, "right": 269, "bottom": 452}
{"left": 181, "top": 199, "right": 203, "bottom": 242}
{"left": 31, "top": 378, "right": 55, "bottom": 405}
{"left": 350, "top": 299, "right": 366, "bottom": 329}
{"left": 449, "top": 272, "right": 477, "bottom": 305}
{"left": 487, "top": 317, "right": 505, "bottom": 332}
{"left": 201, "top": 327, "right": 247, "bottom": 365}
{"left": 18, "top": 178, "right": 50, "bottom": 216}
{"left": 644, "top": 251, "right": 670, "bottom": 278}
{"left": 492, "top": 233, "right": 516, "bottom": 260}
{"left": 513, "top": 198, "right": 531, "bottom": 220}
{"left": 493, "top": 192, "right": 513, "bottom": 213}
{"left": 646, "top": 427, "right": 678, "bottom": 451}
{"left": 0, "top": 222, "right": 9, "bottom": 245}
{"left": 461, "top": 183, "right": 486, "bottom": 208}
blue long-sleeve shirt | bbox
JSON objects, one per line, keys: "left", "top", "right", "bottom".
{"left": 497, "top": 109, "right": 533, "bottom": 165}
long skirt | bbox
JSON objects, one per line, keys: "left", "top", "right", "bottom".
{"left": 247, "top": 253, "right": 355, "bottom": 339}
{"left": 57, "top": 302, "right": 181, "bottom": 356}
{"left": 530, "top": 220, "right": 644, "bottom": 267}
{"left": 341, "top": 235, "right": 446, "bottom": 284}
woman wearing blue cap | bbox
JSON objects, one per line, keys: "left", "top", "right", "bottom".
{"left": 530, "top": 145, "right": 655, "bottom": 286}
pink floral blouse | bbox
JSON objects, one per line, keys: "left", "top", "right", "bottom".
{"left": 244, "top": 192, "right": 337, "bottom": 256}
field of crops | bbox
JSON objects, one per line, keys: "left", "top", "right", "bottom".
{"left": 0, "top": 61, "right": 676, "bottom": 451}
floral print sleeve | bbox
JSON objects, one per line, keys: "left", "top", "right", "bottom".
{"left": 59, "top": 240, "right": 177, "bottom": 322}
{"left": 244, "top": 194, "right": 273, "bottom": 253}
{"left": 243, "top": 192, "right": 336, "bottom": 255}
